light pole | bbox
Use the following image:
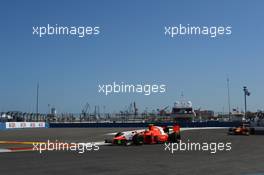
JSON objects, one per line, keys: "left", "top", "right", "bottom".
{"left": 36, "top": 82, "right": 39, "bottom": 121}
{"left": 227, "top": 77, "right": 231, "bottom": 119}
{"left": 243, "top": 86, "right": 250, "bottom": 120}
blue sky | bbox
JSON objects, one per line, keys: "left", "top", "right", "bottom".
{"left": 0, "top": 0, "right": 264, "bottom": 113}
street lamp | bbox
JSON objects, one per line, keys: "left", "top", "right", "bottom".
{"left": 243, "top": 86, "right": 250, "bottom": 120}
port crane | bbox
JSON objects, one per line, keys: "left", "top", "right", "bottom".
{"left": 80, "top": 103, "right": 90, "bottom": 121}
{"left": 157, "top": 106, "right": 170, "bottom": 116}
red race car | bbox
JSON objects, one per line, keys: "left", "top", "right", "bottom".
{"left": 228, "top": 123, "right": 252, "bottom": 135}
{"left": 106, "top": 124, "right": 181, "bottom": 146}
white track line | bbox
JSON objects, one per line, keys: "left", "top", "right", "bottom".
{"left": 105, "top": 129, "right": 145, "bottom": 136}
{"left": 0, "top": 149, "right": 12, "bottom": 153}
{"left": 0, "top": 141, "right": 111, "bottom": 153}
{"left": 93, "top": 141, "right": 111, "bottom": 146}
{"left": 105, "top": 127, "right": 228, "bottom": 135}
{"left": 180, "top": 127, "right": 228, "bottom": 131}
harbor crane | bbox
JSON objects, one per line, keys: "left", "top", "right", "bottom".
{"left": 81, "top": 103, "right": 90, "bottom": 121}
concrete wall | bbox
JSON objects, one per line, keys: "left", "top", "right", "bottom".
{"left": 49, "top": 121, "right": 242, "bottom": 128}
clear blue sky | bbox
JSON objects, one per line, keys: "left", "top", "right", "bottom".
{"left": 0, "top": 0, "right": 264, "bottom": 113}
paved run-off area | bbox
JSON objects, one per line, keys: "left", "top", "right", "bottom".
{"left": 0, "top": 128, "right": 263, "bottom": 175}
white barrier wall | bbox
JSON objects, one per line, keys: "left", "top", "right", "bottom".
{"left": 5, "top": 122, "right": 46, "bottom": 129}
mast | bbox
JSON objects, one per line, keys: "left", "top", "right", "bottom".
{"left": 227, "top": 77, "right": 231, "bottom": 120}
{"left": 36, "top": 82, "right": 39, "bottom": 120}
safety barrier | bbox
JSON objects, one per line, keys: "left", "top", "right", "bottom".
{"left": 0, "top": 121, "right": 242, "bottom": 129}
{"left": 49, "top": 121, "right": 242, "bottom": 128}
{"left": 0, "top": 122, "right": 49, "bottom": 130}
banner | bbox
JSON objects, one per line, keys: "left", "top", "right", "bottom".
{"left": 5, "top": 122, "right": 46, "bottom": 129}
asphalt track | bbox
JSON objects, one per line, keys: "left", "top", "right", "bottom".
{"left": 0, "top": 128, "right": 264, "bottom": 175}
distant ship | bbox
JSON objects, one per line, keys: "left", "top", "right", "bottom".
{"left": 171, "top": 100, "right": 196, "bottom": 122}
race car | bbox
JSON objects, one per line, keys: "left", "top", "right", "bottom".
{"left": 105, "top": 124, "right": 181, "bottom": 146}
{"left": 110, "top": 129, "right": 144, "bottom": 146}
{"left": 228, "top": 123, "right": 252, "bottom": 135}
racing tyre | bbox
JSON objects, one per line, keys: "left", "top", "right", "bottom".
{"left": 244, "top": 131, "right": 250, "bottom": 136}
{"left": 154, "top": 136, "right": 162, "bottom": 144}
{"left": 169, "top": 132, "right": 181, "bottom": 143}
{"left": 250, "top": 128, "right": 255, "bottom": 135}
{"left": 132, "top": 134, "right": 144, "bottom": 145}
